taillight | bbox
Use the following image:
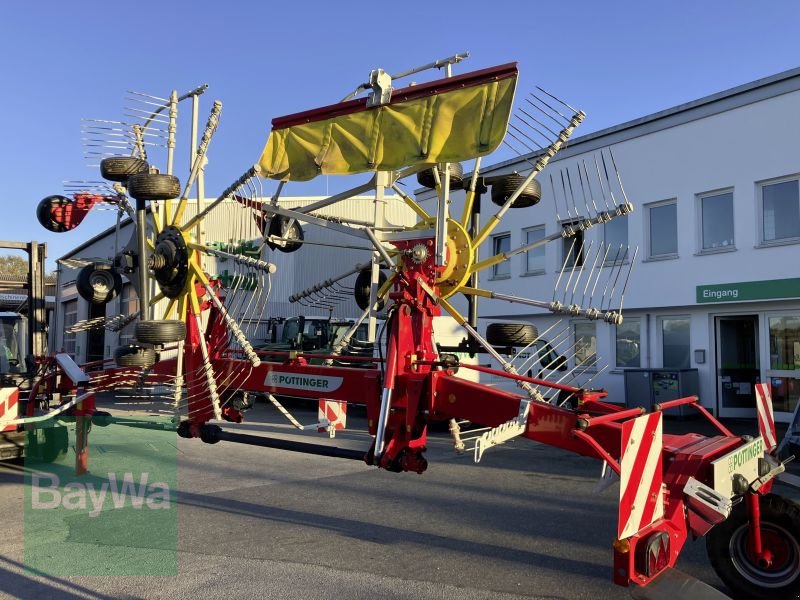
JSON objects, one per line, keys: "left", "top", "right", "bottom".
{"left": 637, "top": 531, "right": 670, "bottom": 578}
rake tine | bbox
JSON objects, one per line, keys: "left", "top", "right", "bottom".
{"left": 567, "top": 165, "right": 591, "bottom": 220}
{"left": 127, "top": 90, "right": 170, "bottom": 102}
{"left": 593, "top": 154, "right": 612, "bottom": 211}
{"left": 536, "top": 86, "right": 582, "bottom": 118}
{"left": 617, "top": 246, "right": 639, "bottom": 313}
{"left": 553, "top": 236, "right": 576, "bottom": 302}
{"left": 581, "top": 363, "right": 611, "bottom": 390}
{"left": 608, "top": 147, "right": 632, "bottom": 209}
{"left": 580, "top": 159, "right": 600, "bottom": 215}
{"left": 529, "top": 91, "right": 572, "bottom": 126}
{"left": 125, "top": 97, "right": 169, "bottom": 109}
{"left": 518, "top": 105, "right": 561, "bottom": 140}
{"left": 509, "top": 118, "right": 547, "bottom": 150}
{"left": 600, "top": 244, "right": 625, "bottom": 310}
{"left": 600, "top": 151, "right": 618, "bottom": 205}
{"left": 605, "top": 246, "right": 629, "bottom": 310}
{"left": 507, "top": 125, "right": 542, "bottom": 154}
{"left": 560, "top": 169, "right": 576, "bottom": 219}
{"left": 582, "top": 242, "right": 604, "bottom": 307}
{"left": 549, "top": 173, "right": 563, "bottom": 222}
{"left": 570, "top": 239, "right": 594, "bottom": 305}
{"left": 561, "top": 238, "right": 582, "bottom": 304}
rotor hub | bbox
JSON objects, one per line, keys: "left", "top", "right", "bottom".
{"left": 151, "top": 226, "right": 190, "bottom": 299}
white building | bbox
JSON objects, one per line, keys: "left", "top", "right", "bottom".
{"left": 419, "top": 66, "right": 800, "bottom": 422}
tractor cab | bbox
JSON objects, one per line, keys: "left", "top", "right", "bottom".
{"left": 0, "top": 312, "right": 27, "bottom": 380}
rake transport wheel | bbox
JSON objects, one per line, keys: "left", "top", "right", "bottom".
{"left": 134, "top": 319, "right": 186, "bottom": 345}
{"left": 76, "top": 262, "right": 123, "bottom": 304}
{"left": 417, "top": 162, "right": 464, "bottom": 189}
{"left": 266, "top": 215, "right": 304, "bottom": 253}
{"left": 100, "top": 156, "right": 150, "bottom": 182}
{"left": 706, "top": 494, "right": 800, "bottom": 600}
{"left": 491, "top": 174, "right": 541, "bottom": 208}
{"left": 127, "top": 172, "right": 181, "bottom": 201}
{"left": 114, "top": 344, "right": 157, "bottom": 369}
{"left": 486, "top": 322, "right": 539, "bottom": 346}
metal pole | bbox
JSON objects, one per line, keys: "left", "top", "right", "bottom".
{"left": 136, "top": 199, "right": 150, "bottom": 321}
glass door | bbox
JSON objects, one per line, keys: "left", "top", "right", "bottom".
{"left": 716, "top": 315, "right": 760, "bottom": 418}
{"left": 765, "top": 313, "right": 800, "bottom": 421}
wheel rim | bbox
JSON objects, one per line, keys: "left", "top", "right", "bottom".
{"left": 729, "top": 521, "right": 800, "bottom": 588}
{"left": 90, "top": 271, "right": 113, "bottom": 293}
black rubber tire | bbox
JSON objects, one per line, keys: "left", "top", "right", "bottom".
{"left": 354, "top": 268, "right": 387, "bottom": 311}
{"left": 417, "top": 162, "right": 464, "bottom": 189}
{"left": 100, "top": 157, "right": 149, "bottom": 182}
{"left": 706, "top": 493, "right": 800, "bottom": 600}
{"left": 266, "top": 216, "right": 304, "bottom": 253}
{"left": 36, "top": 195, "right": 71, "bottom": 233}
{"left": 114, "top": 344, "right": 157, "bottom": 368}
{"left": 134, "top": 320, "right": 186, "bottom": 345}
{"left": 76, "top": 262, "right": 123, "bottom": 304}
{"left": 92, "top": 410, "right": 113, "bottom": 427}
{"left": 486, "top": 322, "right": 539, "bottom": 346}
{"left": 127, "top": 173, "right": 181, "bottom": 201}
{"left": 30, "top": 426, "right": 69, "bottom": 463}
{"left": 200, "top": 424, "right": 222, "bottom": 444}
{"left": 491, "top": 174, "right": 541, "bottom": 208}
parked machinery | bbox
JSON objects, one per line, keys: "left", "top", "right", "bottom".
{"left": 34, "top": 54, "right": 799, "bottom": 599}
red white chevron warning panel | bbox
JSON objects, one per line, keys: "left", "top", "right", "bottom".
{"left": 318, "top": 399, "right": 347, "bottom": 431}
{"left": 618, "top": 412, "right": 664, "bottom": 539}
{"left": 0, "top": 387, "right": 19, "bottom": 432}
{"left": 755, "top": 383, "right": 777, "bottom": 452}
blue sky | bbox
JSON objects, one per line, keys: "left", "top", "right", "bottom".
{"left": 2, "top": 0, "right": 800, "bottom": 268}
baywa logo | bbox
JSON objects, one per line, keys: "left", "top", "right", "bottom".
{"left": 31, "top": 471, "right": 171, "bottom": 518}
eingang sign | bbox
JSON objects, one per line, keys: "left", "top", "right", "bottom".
{"left": 697, "top": 277, "right": 800, "bottom": 304}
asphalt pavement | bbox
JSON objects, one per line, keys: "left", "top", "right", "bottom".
{"left": 1, "top": 397, "right": 798, "bottom": 600}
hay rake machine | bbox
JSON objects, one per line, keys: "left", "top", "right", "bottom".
{"left": 30, "top": 53, "right": 800, "bottom": 599}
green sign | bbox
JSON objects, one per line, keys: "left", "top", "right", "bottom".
{"left": 697, "top": 277, "right": 800, "bottom": 304}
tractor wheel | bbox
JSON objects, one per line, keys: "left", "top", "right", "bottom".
{"left": 100, "top": 157, "right": 149, "bottom": 182}
{"left": 491, "top": 174, "right": 541, "bottom": 208}
{"left": 266, "top": 216, "right": 304, "bottom": 253}
{"left": 706, "top": 493, "right": 800, "bottom": 600}
{"left": 114, "top": 344, "right": 157, "bottom": 369}
{"left": 127, "top": 173, "right": 181, "bottom": 201}
{"left": 36, "top": 195, "right": 71, "bottom": 233}
{"left": 354, "top": 267, "right": 387, "bottom": 311}
{"left": 417, "top": 162, "right": 464, "bottom": 189}
{"left": 486, "top": 322, "right": 539, "bottom": 346}
{"left": 76, "top": 263, "right": 123, "bottom": 304}
{"left": 134, "top": 320, "right": 186, "bottom": 345}
{"left": 28, "top": 426, "right": 69, "bottom": 463}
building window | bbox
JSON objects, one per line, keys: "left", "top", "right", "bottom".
{"left": 573, "top": 321, "right": 597, "bottom": 369}
{"left": 767, "top": 315, "right": 800, "bottom": 413}
{"left": 491, "top": 233, "right": 511, "bottom": 278}
{"left": 120, "top": 283, "right": 139, "bottom": 345}
{"left": 699, "top": 190, "right": 734, "bottom": 251}
{"left": 561, "top": 223, "right": 584, "bottom": 268}
{"left": 603, "top": 215, "right": 628, "bottom": 264}
{"left": 647, "top": 200, "right": 677, "bottom": 258}
{"left": 660, "top": 316, "right": 690, "bottom": 369}
{"left": 523, "top": 226, "right": 545, "bottom": 274}
{"left": 761, "top": 178, "right": 800, "bottom": 244}
{"left": 615, "top": 318, "right": 641, "bottom": 368}
{"left": 63, "top": 299, "right": 78, "bottom": 357}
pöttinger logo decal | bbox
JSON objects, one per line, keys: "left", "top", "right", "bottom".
{"left": 264, "top": 371, "right": 343, "bottom": 392}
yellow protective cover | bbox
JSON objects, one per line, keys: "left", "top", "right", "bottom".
{"left": 256, "top": 64, "right": 517, "bottom": 181}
